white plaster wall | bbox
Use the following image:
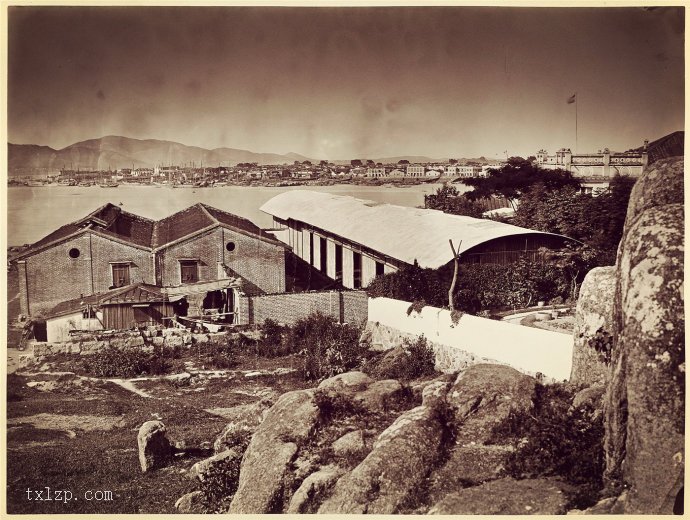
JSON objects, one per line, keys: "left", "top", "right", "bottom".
{"left": 367, "top": 297, "right": 573, "bottom": 381}
{"left": 47, "top": 312, "right": 104, "bottom": 343}
{"left": 313, "top": 232, "right": 322, "bottom": 269}
{"left": 327, "top": 240, "right": 336, "bottom": 279}
{"left": 362, "top": 256, "right": 377, "bottom": 287}
{"left": 342, "top": 247, "right": 354, "bottom": 289}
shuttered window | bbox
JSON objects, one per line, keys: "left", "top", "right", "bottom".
{"left": 111, "top": 263, "right": 130, "bottom": 288}
{"left": 180, "top": 260, "right": 199, "bottom": 283}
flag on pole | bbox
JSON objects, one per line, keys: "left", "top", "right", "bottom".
{"left": 567, "top": 93, "right": 577, "bottom": 104}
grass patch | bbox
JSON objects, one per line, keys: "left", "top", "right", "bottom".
{"left": 488, "top": 382, "right": 604, "bottom": 509}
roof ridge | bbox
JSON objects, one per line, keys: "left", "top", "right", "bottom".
{"left": 197, "top": 202, "right": 219, "bottom": 226}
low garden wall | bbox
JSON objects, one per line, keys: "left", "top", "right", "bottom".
{"left": 366, "top": 297, "right": 574, "bottom": 381}
{"left": 29, "top": 327, "right": 228, "bottom": 359}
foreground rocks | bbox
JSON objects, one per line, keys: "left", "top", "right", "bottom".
{"left": 228, "top": 389, "right": 320, "bottom": 513}
{"left": 429, "top": 477, "right": 573, "bottom": 515}
{"left": 570, "top": 266, "right": 616, "bottom": 386}
{"left": 196, "top": 364, "right": 563, "bottom": 514}
{"left": 573, "top": 156, "right": 685, "bottom": 514}
{"left": 137, "top": 420, "right": 172, "bottom": 472}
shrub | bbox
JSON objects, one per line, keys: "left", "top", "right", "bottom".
{"left": 258, "top": 318, "right": 292, "bottom": 357}
{"left": 489, "top": 383, "right": 604, "bottom": 508}
{"left": 314, "top": 390, "right": 367, "bottom": 423}
{"left": 84, "top": 345, "right": 151, "bottom": 378}
{"left": 288, "top": 312, "right": 365, "bottom": 381}
{"left": 84, "top": 343, "right": 185, "bottom": 378}
{"left": 371, "top": 335, "right": 437, "bottom": 381}
{"left": 204, "top": 335, "right": 246, "bottom": 369}
{"left": 199, "top": 455, "right": 242, "bottom": 511}
{"left": 587, "top": 327, "right": 613, "bottom": 365}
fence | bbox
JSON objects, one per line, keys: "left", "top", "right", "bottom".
{"left": 237, "top": 290, "right": 368, "bottom": 327}
{"left": 366, "top": 297, "right": 573, "bottom": 381}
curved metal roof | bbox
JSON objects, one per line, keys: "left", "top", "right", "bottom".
{"left": 260, "top": 190, "right": 576, "bottom": 269}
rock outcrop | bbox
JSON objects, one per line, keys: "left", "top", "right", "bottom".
{"left": 137, "top": 420, "right": 172, "bottom": 472}
{"left": 213, "top": 399, "right": 273, "bottom": 453}
{"left": 428, "top": 477, "right": 573, "bottom": 515}
{"left": 228, "top": 389, "right": 319, "bottom": 513}
{"left": 600, "top": 156, "right": 684, "bottom": 514}
{"left": 220, "top": 365, "right": 570, "bottom": 514}
{"left": 318, "top": 404, "right": 445, "bottom": 514}
{"left": 570, "top": 266, "right": 616, "bottom": 386}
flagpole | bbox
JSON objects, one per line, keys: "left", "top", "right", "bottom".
{"left": 575, "top": 92, "right": 578, "bottom": 154}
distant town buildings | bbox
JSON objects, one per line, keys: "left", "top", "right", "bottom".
{"left": 535, "top": 141, "right": 649, "bottom": 178}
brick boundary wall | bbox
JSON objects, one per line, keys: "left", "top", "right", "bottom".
{"left": 237, "top": 290, "right": 368, "bottom": 327}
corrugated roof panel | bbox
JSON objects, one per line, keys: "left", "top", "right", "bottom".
{"left": 260, "top": 190, "right": 574, "bottom": 269}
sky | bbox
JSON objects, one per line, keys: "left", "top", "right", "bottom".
{"left": 7, "top": 6, "right": 685, "bottom": 160}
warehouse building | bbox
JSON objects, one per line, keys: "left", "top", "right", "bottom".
{"left": 261, "top": 191, "right": 579, "bottom": 289}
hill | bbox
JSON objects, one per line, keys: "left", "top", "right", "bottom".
{"left": 8, "top": 136, "right": 313, "bottom": 175}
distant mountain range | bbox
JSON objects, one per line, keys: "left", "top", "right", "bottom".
{"left": 8, "top": 135, "right": 492, "bottom": 175}
{"left": 8, "top": 136, "right": 312, "bottom": 174}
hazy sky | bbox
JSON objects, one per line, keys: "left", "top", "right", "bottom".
{"left": 8, "top": 6, "right": 684, "bottom": 160}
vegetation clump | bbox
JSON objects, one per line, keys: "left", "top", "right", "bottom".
{"left": 288, "top": 313, "right": 365, "bottom": 381}
{"left": 84, "top": 345, "right": 180, "bottom": 378}
{"left": 489, "top": 383, "right": 604, "bottom": 509}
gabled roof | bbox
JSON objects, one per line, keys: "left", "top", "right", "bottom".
{"left": 261, "top": 191, "right": 578, "bottom": 269}
{"left": 151, "top": 203, "right": 284, "bottom": 249}
{"left": 13, "top": 202, "right": 285, "bottom": 260}
{"left": 13, "top": 203, "right": 155, "bottom": 259}
{"left": 151, "top": 204, "right": 215, "bottom": 248}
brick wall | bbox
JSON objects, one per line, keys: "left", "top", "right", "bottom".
{"left": 158, "top": 229, "right": 222, "bottom": 287}
{"left": 220, "top": 227, "right": 286, "bottom": 294}
{"left": 238, "top": 290, "right": 368, "bottom": 326}
{"left": 22, "top": 233, "right": 150, "bottom": 317}
{"left": 90, "top": 234, "right": 155, "bottom": 290}
{"left": 158, "top": 227, "right": 285, "bottom": 294}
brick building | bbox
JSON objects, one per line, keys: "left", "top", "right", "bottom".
{"left": 12, "top": 202, "right": 288, "bottom": 317}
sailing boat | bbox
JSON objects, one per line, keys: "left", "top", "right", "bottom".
{"left": 99, "top": 166, "right": 119, "bottom": 187}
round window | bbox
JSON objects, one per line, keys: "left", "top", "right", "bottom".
{"left": 226, "top": 242, "right": 236, "bottom": 252}
{"left": 69, "top": 248, "right": 80, "bottom": 258}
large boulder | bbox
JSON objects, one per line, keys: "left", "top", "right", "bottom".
{"left": 445, "top": 364, "right": 537, "bottom": 443}
{"left": 228, "top": 389, "right": 319, "bottom": 514}
{"left": 174, "top": 491, "right": 205, "bottom": 513}
{"left": 331, "top": 429, "right": 368, "bottom": 458}
{"left": 427, "top": 444, "right": 512, "bottom": 503}
{"left": 428, "top": 477, "right": 573, "bottom": 515}
{"left": 213, "top": 399, "right": 274, "bottom": 453}
{"left": 570, "top": 266, "right": 616, "bottom": 386}
{"left": 189, "top": 449, "right": 241, "bottom": 483}
{"left": 624, "top": 156, "right": 684, "bottom": 229}
{"left": 286, "top": 464, "right": 346, "bottom": 514}
{"left": 605, "top": 202, "right": 684, "bottom": 513}
{"left": 601, "top": 158, "right": 684, "bottom": 513}
{"left": 137, "top": 420, "right": 172, "bottom": 472}
{"left": 318, "top": 404, "right": 445, "bottom": 514}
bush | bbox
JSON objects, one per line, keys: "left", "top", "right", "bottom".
{"left": 401, "top": 335, "right": 437, "bottom": 379}
{"left": 199, "top": 455, "right": 242, "bottom": 511}
{"left": 370, "top": 335, "right": 437, "bottom": 381}
{"left": 84, "top": 344, "right": 182, "bottom": 377}
{"left": 205, "top": 335, "right": 247, "bottom": 369}
{"left": 288, "top": 313, "right": 365, "bottom": 381}
{"left": 314, "top": 390, "right": 367, "bottom": 423}
{"left": 84, "top": 345, "right": 152, "bottom": 378}
{"left": 489, "top": 383, "right": 604, "bottom": 508}
{"left": 258, "top": 318, "right": 293, "bottom": 357}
